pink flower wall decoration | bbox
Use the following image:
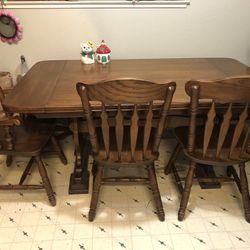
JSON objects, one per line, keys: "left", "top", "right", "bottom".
{"left": 0, "top": 10, "right": 23, "bottom": 43}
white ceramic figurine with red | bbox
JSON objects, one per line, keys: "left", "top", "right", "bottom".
{"left": 96, "top": 40, "right": 111, "bottom": 64}
{"left": 80, "top": 41, "right": 95, "bottom": 64}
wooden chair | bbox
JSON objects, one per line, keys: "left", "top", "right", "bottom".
{"left": 165, "top": 76, "right": 250, "bottom": 222}
{"left": 77, "top": 79, "right": 176, "bottom": 221}
{"left": 0, "top": 87, "right": 66, "bottom": 206}
{"left": 12, "top": 74, "right": 68, "bottom": 167}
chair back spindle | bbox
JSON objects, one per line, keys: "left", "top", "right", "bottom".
{"left": 230, "top": 103, "right": 248, "bottom": 157}
{"left": 187, "top": 84, "right": 199, "bottom": 154}
{"left": 153, "top": 84, "right": 176, "bottom": 152}
{"left": 115, "top": 104, "right": 124, "bottom": 161}
{"left": 130, "top": 104, "right": 139, "bottom": 161}
{"left": 216, "top": 102, "right": 233, "bottom": 157}
{"left": 100, "top": 103, "right": 110, "bottom": 159}
{"left": 203, "top": 101, "right": 216, "bottom": 157}
{"left": 143, "top": 102, "right": 153, "bottom": 158}
{"left": 77, "top": 86, "right": 99, "bottom": 154}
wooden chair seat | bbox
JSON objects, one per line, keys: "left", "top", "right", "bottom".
{"left": 95, "top": 127, "right": 158, "bottom": 165}
{"left": 0, "top": 117, "right": 54, "bottom": 155}
{"left": 174, "top": 125, "right": 250, "bottom": 166}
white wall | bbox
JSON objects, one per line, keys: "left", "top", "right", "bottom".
{"left": 0, "top": 0, "right": 250, "bottom": 79}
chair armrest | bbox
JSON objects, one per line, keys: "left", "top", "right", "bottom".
{"left": 0, "top": 114, "right": 21, "bottom": 126}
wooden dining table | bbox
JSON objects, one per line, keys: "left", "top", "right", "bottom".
{"left": 3, "top": 58, "right": 249, "bottom": 194}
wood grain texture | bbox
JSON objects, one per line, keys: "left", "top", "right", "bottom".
{"left": 186, "top": 76, "right": 250, "bottom": 103}
{"left": 3, "top": 58, "right": 249, "bottom": 115}
{"left": 85, "top": 79, "right": 170, "bottom": 104}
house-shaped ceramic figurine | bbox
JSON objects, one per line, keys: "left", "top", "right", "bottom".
{"left": 96, "top": 40, "right": 111, "bottom": 64}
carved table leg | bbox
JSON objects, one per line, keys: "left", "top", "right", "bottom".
{"left": 69, "top": 118, "right": 90, "bottom": 194}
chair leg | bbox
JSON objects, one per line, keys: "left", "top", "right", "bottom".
{"left": 51, "top": 136, "right": 67, "bottom": 165}
{"left": 172, "top": 163, "right": 184, "bottom": 194}
{"left": 35, "top": 156, "right": 56, "bottom": 206}
{"left": 92, "top": 161, "right": 98, "bottom": 177}
{"left": 147, "top": 163, "right": 165, "bottom": 221}
{"left": 178, "top": 161, "right": 196, "bottom": 221}
{"left": 19, "top": 157, "right": 35, "bottom": 185}
{"left": 226, "top": 165, "right": 232, "bottom": 177}
{"left": 239, "top": 163, "right": 250, "bottom": 223}
{"left": 227, "top": 165, "right": 241, "bottom": 193}
{"left": 6, "top": 155, "right": 13, "bottom": 167}
{"left": 89, "top": 165, "right": 103, "bottom": 222}
{"left": 91, "top": 161, "right": 98, "bottom": 192}
{"left": 164, "top": 143, "right": 181, "bottom": 175}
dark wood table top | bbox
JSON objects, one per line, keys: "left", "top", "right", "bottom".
{"left": 3, "top": 58, "right": 249, "bottom": 116}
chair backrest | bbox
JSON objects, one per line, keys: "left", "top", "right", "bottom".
{"left": 185, "top": 76, "right": 250, "bottom": 160}
{"left": 0, "top": 87, "right": 20, "bottom": 150}
{"left": 77, "top": 79, "right": 176, "bottom": 161}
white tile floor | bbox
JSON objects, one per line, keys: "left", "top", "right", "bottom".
{"left": 0, "top": 137, "right": 250, "bottom": 250}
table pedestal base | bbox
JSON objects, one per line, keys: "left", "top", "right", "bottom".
{"left": 69, "top": 121, "right": 91, "bottom": 194}
{"left": 69, "top": 171, "right": 89, "bottom": 194}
